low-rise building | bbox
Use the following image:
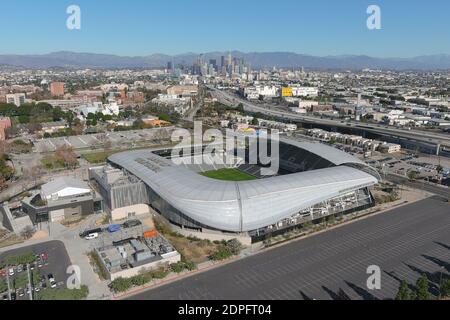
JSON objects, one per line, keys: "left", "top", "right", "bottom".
{"left": 0, "top": 117, "right": 12, "bottom": 141}
{"left": 379, "top": 143, "right": 402, "bottom": 154}
{"left": 95, "top": 231, "right": 181, "bottom": 281}
{"left": 21, "top": 177, "right": 103, "bottom": 223}
{"left": 6, "top": 93, "right": 26, "bottom": 106}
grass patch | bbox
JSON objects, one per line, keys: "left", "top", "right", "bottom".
{"left": 35, "top": 285, "right": 89, "bottom": 300}
{"left": 88, "top": 251, "right": 109, "bottom": 281}
{"left": 0, "top": 251, "right": 36, "bottom": 268}
{"left": 82, "top": 151, "right": 116, "bottom": 164}
{"left": 154, "top": 216, "right": 220, "bottom": 264}
{"left": 0, "top": 234, "right": 23, "bottom": 249}
{"left": 200, "top": 168, "right": 257, "bottom": 181}
{"left": 60, "top": 216, "right": 85, "bottom": 227}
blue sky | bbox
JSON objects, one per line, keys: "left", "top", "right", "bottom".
{"left": 1, "top": 0, "right": 449, "bottom": 57}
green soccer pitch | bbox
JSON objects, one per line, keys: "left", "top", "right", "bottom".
{"left": 200, "top": 168, "right": 257, "bottom": 181}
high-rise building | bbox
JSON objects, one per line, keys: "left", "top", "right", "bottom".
{"left": 167, "top": 61, "right": 173, "bottom": 71}
{"left": 209, "top": 59, "right": 217, "bottom": 71}
{"left": 50, "top": 82, "right": 65, "bottom": 97}
{"left": 227, "top": 53, "right": 232, "bottom": 66}
{"left": 221, "top": 56, "right": 226, "bottom": 68}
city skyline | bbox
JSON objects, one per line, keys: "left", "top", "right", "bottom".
{"left": 1, "top": 0, "right": 450, "bottom": 57}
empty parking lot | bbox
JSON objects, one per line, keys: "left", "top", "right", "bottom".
{"left": 34, "top": 128, "right": 174, "bottom": 152}
{"left": 128, "top": 197, "right": 450, "bottom": 300}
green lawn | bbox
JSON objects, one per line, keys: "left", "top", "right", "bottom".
{"left": 82, "top": 151, "right": 114, "bottom": 164}
{"left": 200, "top": 168, "right": 257, "bottom": 181}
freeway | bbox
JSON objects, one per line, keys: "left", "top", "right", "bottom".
{"left": 208, "top": 86, "right": 450, "bottom": 149}
{"left": 128, "top": 197, "right": 450, "bottom": 300}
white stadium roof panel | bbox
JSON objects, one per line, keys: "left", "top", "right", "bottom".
{"left": 108, "top": 140, "right": 379, "bottom": 232}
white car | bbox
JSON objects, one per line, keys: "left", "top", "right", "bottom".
{"left": 85, "top": 233, "right": 99, "bottom": 240}
{"left": 8, "top": 268, "right": 14, "bottom": 276}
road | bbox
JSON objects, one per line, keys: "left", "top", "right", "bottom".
{"left": 385, "top": 173, "right": 450, "bottom": 200}
{"left": 208, "top": 86, "right": 450, "bottom": 149}
{"left": 128, "top": 197, "right": 450, "bottom": 300}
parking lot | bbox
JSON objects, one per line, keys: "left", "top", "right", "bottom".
{"left": 34, "top": 127, "right": 174, "bottom": 152}
{"left": 0, "top": 241, "right": 71, "bottom": 300}
{"left": 129, "top": 198, "right": 450, "bottom": 300}
{"left": 80, "top": 219, "right": 149, "bottom": 248}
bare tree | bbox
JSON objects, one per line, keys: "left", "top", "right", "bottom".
{"left": 96, "top": 133, "right": 112, "bottom": 153}
{"left": 54, "top": 145, "right": 78, "bottom": 168}
{"left": 21, "top": 226, "right": 35, "bottom": 240}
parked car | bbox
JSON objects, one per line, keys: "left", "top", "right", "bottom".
{"left": 8, "top": 268, "right": 14, "bottom": 276}
{"left": 85, "top": 233, "right": 99, "bottom": 240}
{"left": 123, "top": 220, "right": 142, "bottom": 229}
{"left": 40, "top": 275, "right": 47, "bottom": 289}
{"left": 47, "top": 274, "right": 57, "bottom": 288}
{"left": 17, "top": 265, "right": 23, "bottom": 273}
{"left": 10, "top": 292, "right": 16, "bottom": 300}
{"left": 79, "top": 228, "right": 103, "bottom": 238}
{"left": 18, "top": 289, "right": 25, "bottom": 297}
{"left": 107, "top": 224, "right": 121, "bottom": 233}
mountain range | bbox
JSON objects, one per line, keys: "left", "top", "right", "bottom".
{"left": 1, "top": 51, "right": 450, "bottom": 70}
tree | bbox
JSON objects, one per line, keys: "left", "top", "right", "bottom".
{"left": 18, "top": 115, "right": 30, "bottom": 124}
{"left": 64, "top": 112, "right": 75, "bottom": 127}
{"left": 395, "top": 280, "right": 413, "bottom": 300}
{"left": 440, "top": 279, "right": 450, "bottom": 299}
{"left": 227, "top": 239, "right": 243, "bottom": 255}
{"left": 5, "top": 126, "right": 20, "bottom": 139}
{"left": 21, "top": 226, "right": 35, "bottom": 240}
{"left": 54, "top": 145, "right": 78, "bottom": 168}
{"left": 97, "top": 133, "right": 112, "bottom": 153}
{"left": 27, "top": 122, "right": 42, "bottom": 134}
{"left": 407, "top": 171, "right": 418, "bottom": 181}
{"left": 0, "top": 175, "right": 7, "bottom": 191}
{"left": 109, "top": 277, "right": 132, "bottom": 293}
{"left": 415, "top": 275, "right": 431, "bottom": 300}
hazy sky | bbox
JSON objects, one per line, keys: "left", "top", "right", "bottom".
{"left": 1, "top": 0, "right": 449, "bottom": 57}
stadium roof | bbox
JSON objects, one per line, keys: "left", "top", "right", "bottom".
{"left": 108, "top": 140, "right": 379, "bottom": 232}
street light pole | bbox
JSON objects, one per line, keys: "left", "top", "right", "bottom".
{"left": 6, "top": 265, "right": 11, "bottom": 300}
{"left": 439, "top": 267, "right": 444, "bottom": 300}
{"left": 27, "top": 264, "right": 33, "bottom": 301}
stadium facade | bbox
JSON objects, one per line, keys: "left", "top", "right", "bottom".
{"left": 94, "top": 138, "right": 380, "bottom": 241}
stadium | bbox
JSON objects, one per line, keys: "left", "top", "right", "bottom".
{"left": 99, "top": 137, "right": 380, "bottom": 242}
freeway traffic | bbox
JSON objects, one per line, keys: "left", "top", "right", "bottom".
{"left": 208, "top": 86, "right": 450, "bottom": 149}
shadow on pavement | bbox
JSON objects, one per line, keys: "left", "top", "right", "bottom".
{"left": 322, "top": 286, "right": 351, "bottom": 300}
{"left": 344, "top": 281, "right": 379, "bottom": 300}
